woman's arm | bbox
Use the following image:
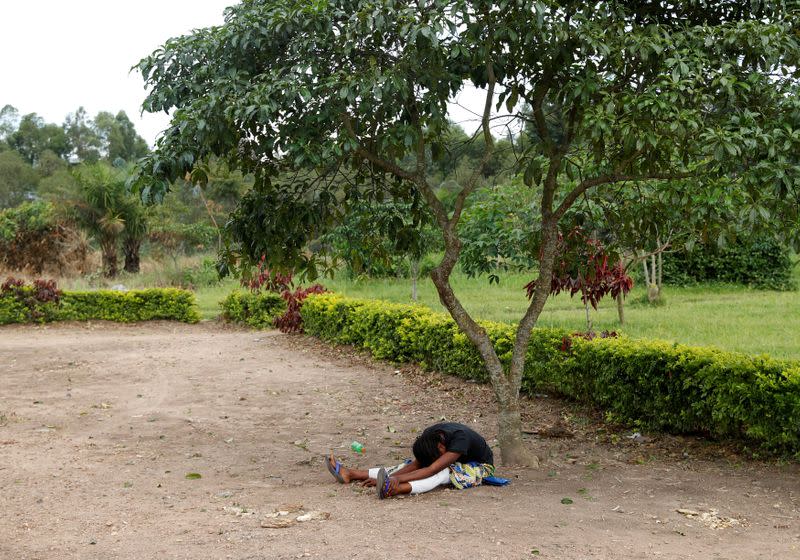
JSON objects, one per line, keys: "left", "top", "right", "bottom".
{"left": 392, "top": 451, "right": 460, "bottom": 484}
{"left": 390, "top": 458, "right": 421, "bottom": 477}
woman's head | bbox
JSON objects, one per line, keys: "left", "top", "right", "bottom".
{"left": 412, "top": 429, "right": 445, "bottom": 467}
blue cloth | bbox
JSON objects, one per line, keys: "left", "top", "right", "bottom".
{"left": 482, "top": 475, "right": 510, "bottom": 486}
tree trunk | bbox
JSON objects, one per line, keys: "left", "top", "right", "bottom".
{"left": 101, "top": 239, "right": 118, "bottom": 278}
{"left": 123, "top": 237, "right": 141, "bottom": 273}
{"left": 651, "top": 254, "right": 656, "bottom": 286}
{"left": 497, "top": 399, "right": 527, "bottom": 464}
{"left": 616, "top": 292, "right": 625, "bottom": 325}
{"left": 410, "top": 258, "right": 419, "bottom": 302}
{"left": 197, "top": 185, "right": 222, "bottom": 251}
{"left": 428, "top": 220, "right": 538, "bottom": 466}
{"left": 584, "top": 298, "right": 592, "bottom": 332}
{"left": 647, "top": 253, "right": 661, "bottom": 303}
{"left": 657, "top": 246, "right": 663, "bottom": 292}
{"left": 499, "top": 219, "right": 560, "bottom": 466}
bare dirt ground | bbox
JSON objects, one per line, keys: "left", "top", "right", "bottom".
{"left": 1, "top": 322, "right": 799, "bottom": 560}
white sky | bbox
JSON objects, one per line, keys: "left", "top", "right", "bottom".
{"left": 0, "top": 1, "right": 491, "bottom": 147}
{"left": 1, "top": 1, "right": 235, "bottom": 146}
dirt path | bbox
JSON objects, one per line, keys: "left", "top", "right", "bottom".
{"left": 1, "top": 322, "right": 798, "bottom": 559}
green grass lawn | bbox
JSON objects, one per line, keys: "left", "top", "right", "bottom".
{"left": 323, "top": 266, "right": 800, "bottom": 361}
{"left": 193, "top": 279, "right": 240, "bottom": 319}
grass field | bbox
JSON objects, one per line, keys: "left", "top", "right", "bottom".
{"left": 323, "top": 266, "right": 800, "bottom": 361}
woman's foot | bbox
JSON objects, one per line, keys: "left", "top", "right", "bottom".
{"left": 326, "top": 452, "right": 352, "bottom": 483}
{"left": 376, "top": 467, "right": 390, "bottom": 498}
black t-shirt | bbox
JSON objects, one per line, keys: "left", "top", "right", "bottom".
{"left": 424, "top": 422, "right": 494, "bottom": 466}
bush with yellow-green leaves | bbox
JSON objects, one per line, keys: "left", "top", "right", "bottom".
{"left": 301, "top": 293, "right": 800, "bottom": 458}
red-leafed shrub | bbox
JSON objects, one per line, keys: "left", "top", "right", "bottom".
{"left": 243, "top": 256, "right": 325, "bottom": 333}
{"left": 273, "top": 284, "right": 327, "bottom": 333}
{"left": 525, "top": 227, "right": 633, "bottom": 319}
{"left": 31, "top": 279, "right": 62, "bottom": 304}
{"left": 1, "top": 277, "right": 25, "bottom": 292}
{"left": 245, "top": 255, "right": 294, "bottom": 293}
{"left": 1, "top": 276, "right": 63, "bottom": 321}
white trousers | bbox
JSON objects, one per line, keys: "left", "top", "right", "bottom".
{"left": 368, "top": 466, "right": 451, "bottom": 494}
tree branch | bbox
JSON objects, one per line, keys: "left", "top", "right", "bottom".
{"left": 341, "top": 113, "right": 415, "bottom": 180}
{"left": 450, "top": 43, "right": 497, "bottom": 227}
{"left": 554, "top": 170, "right": 698, "bottom": 220}
{"left": 342, "top": 112, "right": 449, "bottom": 229}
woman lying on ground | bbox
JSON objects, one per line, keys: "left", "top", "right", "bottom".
{"left": 326, "top": 422, "right": 496, "bottom": 499}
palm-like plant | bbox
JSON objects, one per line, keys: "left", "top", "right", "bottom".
{"left": 71, "top": 163, "right": 128, "bottom": 277}
{"left": 120, "top": 194, "right": 148, "bottom": 273}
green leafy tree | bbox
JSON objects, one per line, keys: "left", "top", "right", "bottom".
{"left": 0, "top": 104, "right": 20, "bottom": 146}
{"left": 458, "top": 181, "right": 541, "bottom": 281}
{"left": 134, "top": 0, "right": 800, "bottom": 464}
{"left": 37, "top": 167, "right": 79, "bottom": 203}
{"left": 94, "top": 111, "right": 149, "bottom": 163}
{"left": 8, "top": 113, "right": 71, "bottom": 165}
{"left": 64, "top": 107, "right": 102, "bottom": 163}
{"left": 322, "top": 200, "right": 440, "bottom": 299}
{"left": 36, "top": 149, "right": 69, "bottom": 179}
{"left": 0, "top": 150, "right": 39, "bottom": 208}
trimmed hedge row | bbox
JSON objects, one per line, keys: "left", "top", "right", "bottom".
{"left": 662, "top": 237, "right": 796, "bottom": 290}
{"left": 301, "top": 293, "right": 800, "bottom": 457}
{"left": 220, "top": 291, "right": 286, "bottom": 329}
{"left": 0, "top": 288, "right": 200, "bottom": 324}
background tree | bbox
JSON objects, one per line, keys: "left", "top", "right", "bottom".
{"left": 120, "top": 193, "right": 149, "bottom": 273}
{"left": 458, "top": 181, "right": 541, "bottom": 282}
{"left": 71, "top": 163, "right": 128, "bottom": 277}
{"left": 134, "top": 0, "right": 800, "bottom": 464}
{"left": 94, "top": 111, "right": 149, "bottom": 163}
{"left": 64, "top": 106, "right": 102, "bottom": 163}
{"left": 322, "top": 200, "right": 440, "bottom": 300}
{"left": 0, "top": 150, "right": 39, "bottom": 208}
{"left": 0, "top": 104, "right": 20, "bottom": 145}
{"left": 8, "top": 113, "right": 70, "bottom": 165}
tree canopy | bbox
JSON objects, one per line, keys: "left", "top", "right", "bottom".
{"left": 134, "top": 0, "right": 800, "bottom": 463}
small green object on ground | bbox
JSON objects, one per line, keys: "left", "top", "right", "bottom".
{"left": 185, "top": 473, "right": 202, "bottom": 480}
{"left": 350, "top": 441, "right": 365, "bottom": 454}
{"left": 560, "top": 497, "right": 573, "bottom": 505}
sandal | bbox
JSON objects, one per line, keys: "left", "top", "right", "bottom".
{"left": 326, "top": 452, "right": 345, "bottom": 483}
{"left": 377, "top": 467, "right": 390, "bottom": 499}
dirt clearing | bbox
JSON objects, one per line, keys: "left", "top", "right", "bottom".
{"left": 1, "top": 322, "right": 798, "bottom": 559}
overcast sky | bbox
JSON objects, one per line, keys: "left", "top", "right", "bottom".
{"left": 1, "top": 0, "right": 490, "bottom": 147}
{"left": 0, "top": 1, "right": 234, "bottom": 146}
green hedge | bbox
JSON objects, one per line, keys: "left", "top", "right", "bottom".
{"left": 662, "top": 237, "right": 796, "bottom": 290}
{"left": 0, "top": 288, "right": 200, "bottom": 324}
{"left": 301, "top": 293, "right": 800, "bottom": 457}
{"left": 220, "top": 291, "right": 286, "bottom": 329}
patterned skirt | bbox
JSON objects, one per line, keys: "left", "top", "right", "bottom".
{"left": 386, "top": 460, "right": 495, "bottom": 490}
{"left": 448, "top": 462, "right": 495, "bottom": 489}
